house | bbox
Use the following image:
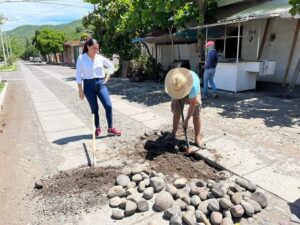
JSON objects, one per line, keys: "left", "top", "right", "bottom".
{"left": 62, "top": 41, "right": 83, "bottom": 65}
{"left": 137, "top": 0, "right": 300, "bottom": 92}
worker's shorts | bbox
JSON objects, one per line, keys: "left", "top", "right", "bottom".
{"left": 171, "top": 98, "right": 201, "bottom": 117}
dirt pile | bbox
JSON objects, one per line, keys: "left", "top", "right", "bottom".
{"left": 35, "top": 167, "right": 120, "bottom": 216}
{"left": 130, "top": 130, "right": 219, "bottom": 181}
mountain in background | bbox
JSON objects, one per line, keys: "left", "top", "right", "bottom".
{"left": 8, "top": 20, "right": 84, "bottom": 44}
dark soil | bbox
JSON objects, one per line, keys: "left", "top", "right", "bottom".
{"left": 130, "top": 130, "right": 219, "bottom": 181}
{"left": 35, "top": 167, "right": 120, "bottom": 217}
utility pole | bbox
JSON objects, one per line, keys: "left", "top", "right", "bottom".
{"left": 4, "top": 30, "right": 11, "bottom": 58}
{"left": 0, "top": 27, "right": 7, "bottom": 66}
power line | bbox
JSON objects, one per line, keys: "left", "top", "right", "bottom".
{"left": 0, "top": 0, "right": 92, "bottom": 8}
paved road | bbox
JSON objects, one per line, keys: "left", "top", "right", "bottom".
{"left": 0, "top": 61, "right": 299, "bottom": 225}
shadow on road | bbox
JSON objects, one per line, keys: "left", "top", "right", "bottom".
{"left": 53, "top": 134, "right": 110, "bottom": 145}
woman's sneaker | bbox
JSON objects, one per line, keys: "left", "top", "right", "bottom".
{"left": 95, "top": 128, "right": 101, "bottom": 137}
{"left": 108, "top": 128, "right": 122, "bottom": 136}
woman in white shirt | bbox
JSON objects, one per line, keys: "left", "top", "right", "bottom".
{"left": 76, "top": 38, "right": 121, "bottom": 136}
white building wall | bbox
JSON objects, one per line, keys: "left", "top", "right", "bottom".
{"left": 241, "top": 17, "right": 300, "bottom": 84}
{"left": 146, "top": 43, "right": 199, "bottom": 72}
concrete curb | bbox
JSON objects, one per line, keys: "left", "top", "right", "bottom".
{"left": 0, "top": 82, "right": 8, "bottom": 110}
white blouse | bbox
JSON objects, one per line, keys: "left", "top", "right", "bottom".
{"left": 76, "top": 53, "right": 115, "bottom": 84}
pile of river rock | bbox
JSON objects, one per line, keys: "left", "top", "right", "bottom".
{"left": 108, "top": 167, "right": 268, "bottom": 225}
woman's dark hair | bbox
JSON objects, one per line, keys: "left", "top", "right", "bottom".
{"left": 180, "top": 61, "right": 191, "bottom": 70}
{"left": 82, "top": 38, "right": 98, "bottom": 54}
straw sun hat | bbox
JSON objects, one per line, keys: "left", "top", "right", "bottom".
{"left": 165, "top": 68, "right": 193, "bottom": 100}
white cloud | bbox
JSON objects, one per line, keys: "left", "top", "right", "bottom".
{"left": 0, "top": 0, "right": 94, "bottom": 30}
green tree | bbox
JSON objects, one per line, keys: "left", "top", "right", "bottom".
{"left": 22, "top": 45, "right": 40, "bottom": 60}
{"left": 83, "top": 0, "right": 140, "bottom": 61}
{"left": 32, "top": 28, "right": 66, "bottom": 62}
{"left": 80, "top": 32, "right": 90, "bottom": 41}
{"left": 289, "top": 0, "right": 300, "bottom": 15}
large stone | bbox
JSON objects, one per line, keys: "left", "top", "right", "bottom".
{"left": 119, "top": 198, "right": 127, "bottom": 209}
{"left": 250, "top": 192, "right": 268, "bottom": 208}
{"left": 125, "top": 200, "right": 137, "bottom": 216}
{"left": 35, "top": 180, "right": 43, "bottom": 189}
{"left": 182, "top": 211, "right": 197, "bottom": 225}
{"left": 186, "top": 205, "right": 196, "bottom": 212}
{"left": 116, "top": 174, "right": 131, "bottom": 187}
{"left": 190, "top": 185, "right": 205, "bottom": 195}
{"left": 207, "top": 179, "right": 217, "bottom": 189}
{"left": 229, "top": 183, "right": 243, "bottom": 193}
{"left": 154, "top": 191, "right": 174, "bottom": 211}
{"left": 210, "top": 212, "right": 223, "bottom": 225}
{"left": 137, "top": 200, "right": 149, "bottom": 212}
{"left": 166, "top": 183, "right": 178, "bottom": 196}
{"left": 230, "top": 205, "right": 244, "bottom": 218}
{"left": 222, "top": 209, "right": 232, "bottom": 219}
{"left": 208, "top": 199, "right": 220, "bottom": 212}
{"left": 138, "top": 180, "right": 146, "bottom": 192}
{"left": 290, "top": 214, "right": 300, "bottom": 223}
{"left": 221, "top": 218, "right": 234, "bottom": 225}
{"left": 235, "top": 178, "right": 257, "bottom": 192}
{"left": 141, "top": 172, "right": 149, "bottom": 180}
{"left": 108, "top": 186, "right": 125, "bottom": 198}
{"left": 150, "top": 177, "right": 165, "bottom": 193}
{"left": 198, "top": 200, "right": 210, "bottom": 215}
{"left": 231, "top": 193, "right": 242, "bottom": 205}
{"left": 144, "top": 178, "right": 150, "bottom": 187}
{"left": 219, "top": 198, "right": 233, "bottom": 209}
{"left": 127, "top": 181, "right": 136, "bottom": 189}
{"left": 174, "top": 198, "right": 188, "bottom": 210}
{"left": 191, "top": 195, "right": 201, "bottom": 207}
{"left": 199, "top": 189, "right": 209, "bottom": 200}
{"left": 164, "top": 205, "right": 182, "bottom": 219}
{"left": 132, "top": 174, "right": 143, "bottom": 183}
{"left": 112, "top": 209, "right": 124, "bottom": 220}
{"left": 109, "top": 196, "right": 122, "bottom": 208}
{"left": 247, "top": 199, "right": 262, "bottom": 213}
{"left": 143, "top": 187, "right": 154, "bottom": 200}
{"left": 212, "top": 187, "right": 225, "bottom": 198}
{"left": 174, "top": 178, "right": 187, "bottom": 189}
{"left": 241, "top": 200, "right": 255, "bottom": 217}
{"left": 126, "top": 194, "right": 141, "bottom": 204}
{"left": 126, "top": 188, "right": 138, "bottom": 196}
{"left": 170, "top": 214, "right": 182, "bottom": 225}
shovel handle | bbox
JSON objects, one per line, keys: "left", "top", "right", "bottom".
{"left": 179, "top": 101, "right": 190, "bottom": 148}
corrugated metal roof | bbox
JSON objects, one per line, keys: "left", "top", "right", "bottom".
{"left": 223, "top": 0, "right": 297, "bottom": 21}
{"left": 218, "top": 0, "right": 246, "bottom": 7}
{"left": 64, "top": 41, "right": 83, "bottom": 47}
{"left": 192, "top": 0, "right": 299, "bottom": 29}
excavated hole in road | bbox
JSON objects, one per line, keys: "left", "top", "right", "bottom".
{"left": 34, "top": 129, "right": 221, "bottom": 218}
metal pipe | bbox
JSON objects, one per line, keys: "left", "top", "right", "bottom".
{"left": 205, "top": 27, "right": 208, "bottom": 56}
{"left": 236, "top": 23, "right": 241, "bottom": 64}
{"left": 256, "top": 20, "right": 261, "bottom": 60}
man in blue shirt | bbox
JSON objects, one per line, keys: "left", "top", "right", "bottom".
{"left": 165, "top": 64, "right": 203, "bottom": 152}
{"left": 203, "top": 41, "right": 218, "bottom": 99}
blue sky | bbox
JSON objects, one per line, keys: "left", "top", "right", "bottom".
{"left": 0, "top": 0, "right": 94, "bottom": 31}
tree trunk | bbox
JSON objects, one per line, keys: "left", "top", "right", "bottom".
{"left": 197, "top": 0, "right": 205, "bottom": 77}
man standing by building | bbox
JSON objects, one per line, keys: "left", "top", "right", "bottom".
{"left": 203, "top": 41, "right": 218, "bottom": 99}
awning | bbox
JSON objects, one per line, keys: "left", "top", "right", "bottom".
{"left": 192, "top": 0, "right": 299, "bottom": 29}
{"left": 132, "top": 29, "right": 198, "bottom": 45}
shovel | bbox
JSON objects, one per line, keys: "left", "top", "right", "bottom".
{"left": 179, "top": 100, "right": 193, "bottom": 154}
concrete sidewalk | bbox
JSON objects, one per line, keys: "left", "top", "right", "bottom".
{"left": 20, "top": 63, "right": 123, "bottom": 171}
{"left": 32, "top": 64, "right": 300, "bottom": 210}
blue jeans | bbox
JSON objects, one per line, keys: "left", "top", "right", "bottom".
{"left": 84, "top": 78, "right": 113, "bottom": 129}
{"left": 203, "top": 68, "right": 217, "bottom": 97}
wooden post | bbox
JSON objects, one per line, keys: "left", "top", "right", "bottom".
{"left": 282, "top": 19, "right": 300, "bottom": 86}
{"left": 257, "top": 18, "right": 271, "bottom": 60}
{"left": 92, "top": 114, "right": 96, "bottom": 167}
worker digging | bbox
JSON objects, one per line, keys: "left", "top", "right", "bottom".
{"left": 164, "top": 63, "right": 204, "bottom": 154}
